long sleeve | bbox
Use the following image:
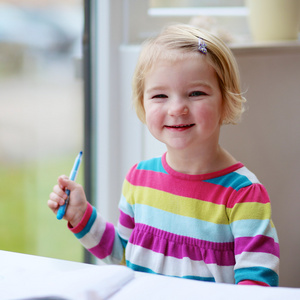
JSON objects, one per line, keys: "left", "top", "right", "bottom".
{"left": 226, "top": 183, "right": 280, "bottom": 286}
{"left": 117, "top": 191, "right": 135, "bottom": 250}
{"left": 68, "top": 202, "right": 124, "bottom": 264}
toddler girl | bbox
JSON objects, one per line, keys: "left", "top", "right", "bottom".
{"left": 48, "top": 24, "right": 279, "bottom": 286}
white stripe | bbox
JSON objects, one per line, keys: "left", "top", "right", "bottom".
{"left": 235, "top": 167, "right": 261, "bottom": 184}
{"left": 118, "top": 222, "right": 133, "bottom": 241}
{"left": 79, "top": 214, "right": 106, "bottom": 249}
{"left": 235, "top": 252, "right": 279, "bottom": 274}
{"left": 126, "top": 244, "right": 235, "bottom": 283}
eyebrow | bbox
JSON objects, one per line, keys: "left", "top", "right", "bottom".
{"left": 145, "top": 81, "right": 213, "bottom": 94}
{"left": 144, "top": 86, "right": 167, "bottom": 95}
{"left": 188, "top": 81, "right": 213, "bottom": 89}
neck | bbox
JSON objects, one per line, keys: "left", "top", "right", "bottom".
{"left": 166, "top": 145, "right": 237, "bottom": 175}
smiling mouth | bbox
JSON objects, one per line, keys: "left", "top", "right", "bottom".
{"left": 165, "top": 124, "right": 195, "bottom": 129}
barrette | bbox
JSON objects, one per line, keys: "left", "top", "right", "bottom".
{"left": 198, "top": 38, "right": 207, "bottom": 54}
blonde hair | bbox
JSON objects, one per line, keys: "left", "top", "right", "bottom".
{"left": 132, "top": 24, "right": 245, "bottom": 125}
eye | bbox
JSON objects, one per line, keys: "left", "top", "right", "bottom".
{"left": 190, "top": 91, "right": 207, "bottom": 97}
{"left": 152, "top": 94, "right": 167, "bottom": 99}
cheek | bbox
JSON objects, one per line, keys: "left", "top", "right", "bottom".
{"left": 144, "top": 104, "right": 163, "bottom": 129}
{"left": 196, "top": 103, "right": 222, "bottom": 127}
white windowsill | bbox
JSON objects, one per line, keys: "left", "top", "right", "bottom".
{"left": 148, "top": 7, "right": 248, "bottom": 17}
{"left": 230, "top": 39, "right": 300, "bottom": 54}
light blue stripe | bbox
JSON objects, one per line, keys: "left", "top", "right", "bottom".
{"left": 126, "top": 261, "right": 215, "bottom": 282}
{"left": 119, "top": 194, "right": 134, "bottom": 218}
{"left": 203, "top": 172, "right": 252, "bottom": 191}
{"left": 126, "top": 261, "right": 157, "bottom": 274}
{"left": 136, "top": 157, "right": 167, "bottom": 174}
{"left": 182, "top": 275, "right": 215, "bottom": 282}
{"left": 110, "top": 231, "right": 125, "bottom": 262}
{"left": 231, "top": 219, "right": 279, "bottom": 242}
{"left": 119, "top": 236, "right": 128, "bottom": 249}
{"left": 133, "top": 204, "right": 233, "bottom": 242}
{"left": 235, "top": 267, "right": 279, "bottom": 286}
{"left": 74, "top": 207, "right": 97, "bottom": 239}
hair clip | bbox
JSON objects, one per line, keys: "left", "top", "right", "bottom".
{"left": 198, "top": 38, "right": 207, "bottom": 54}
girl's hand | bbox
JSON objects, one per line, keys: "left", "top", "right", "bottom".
{"left": 48, "top": 175, "right": 88, "bottom": 227}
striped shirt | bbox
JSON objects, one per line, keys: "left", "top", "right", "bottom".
{"left": 69, "top": 153, "right": 280, "bottom": 286}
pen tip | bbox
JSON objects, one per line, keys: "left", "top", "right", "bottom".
{"left": 79, "top": 151, "right": 83, "bottom": 155}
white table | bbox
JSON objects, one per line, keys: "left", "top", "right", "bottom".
{"left": 1, "top": 250, "right": 300, "bottom": 300}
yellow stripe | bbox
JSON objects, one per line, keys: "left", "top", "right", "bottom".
{"left": 271, "top": 220, "right": 276, "bottom": 228}
{"left": 227, "top": 202, "right": 271, "bottom": 223}
{"left": 122, "top": 179, "right": 135, "bottom": 205}
{"left": 123, "top": 180, "right": 229, "bottom": 224}
{"left": 123, "top": 180, "right": 272, "bottom": 224}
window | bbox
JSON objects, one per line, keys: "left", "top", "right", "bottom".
{"left": 0, "top": 0, "right": 84, "bottom": 262}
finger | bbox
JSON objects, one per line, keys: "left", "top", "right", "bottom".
{"left": 57, "top": 175, "right": 69, "bottom": 189}
{"left": 53, "top": 184, "right": 68, "bottom": 200}
{"left": 47, "top": 199, "right": 59, "bottom": 211}
{"left": 49, "top": 191, "right": 65, "bottom": 206}
{"left": 58, "top": 176, "right": 79, "bottom": 192}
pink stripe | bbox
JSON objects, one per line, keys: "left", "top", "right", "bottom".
{"left": 127, "top": 167, "right": 269, "bottom": 207}
{"left": 238, "top": 280, "right": 269, "bottom": 286}
{"left": 227, "top": 185, "right": 270, "bottom": 208}
{"left": 68, "top": 202, "right": 93, "bottom": 234}
{"left": 119, "top": 210, "right": 135, "bottom": 229}
{"left": 126, "top": 168, "right": 231, "bottom": 205}
{"left": 127, "top": 157, "right": 270, "bottom": 207}
{"left": 129, "top": 224, "right": 235, "bottom": 266}
{"left": 89, "top": 222, "right": 115, "bottom": 259}
{"left": 235, "top": 236, "right": 280, "bottom": 258}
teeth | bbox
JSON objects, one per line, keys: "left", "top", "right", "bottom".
{"left": 171, "top": 124, "right": 192, "bottom": 128}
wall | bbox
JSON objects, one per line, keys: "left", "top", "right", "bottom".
{"left": 222, "top": 44, "right": 300, "bottom": 287}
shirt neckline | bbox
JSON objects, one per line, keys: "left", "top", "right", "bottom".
{"left": 161, "top": 152, "right": 244, "bottom": 181}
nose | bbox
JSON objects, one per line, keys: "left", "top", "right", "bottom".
{"left": 168, "top": 99, "right": 189, "bottom": 117}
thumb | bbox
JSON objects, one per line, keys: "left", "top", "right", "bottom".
{"left": 58, "top": 175, "right": 78, "bottom": 192}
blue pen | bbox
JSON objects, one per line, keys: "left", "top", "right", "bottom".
{"left": 56, "top": 151, "right": 83, "bottom": 220}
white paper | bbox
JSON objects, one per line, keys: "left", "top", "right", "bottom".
{"left": 110, "top": 273, "right": 300, "bottom": 300}
{"left": 0, "top": 251, "right": 134, "bottom": 300}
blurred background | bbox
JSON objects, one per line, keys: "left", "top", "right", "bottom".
{"left": 0, "top": 0, "right": 84, "bottom": 261}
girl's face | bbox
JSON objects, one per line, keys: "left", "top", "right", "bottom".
{"left": 143, "top": 54, "right": 223, "bottom": 154}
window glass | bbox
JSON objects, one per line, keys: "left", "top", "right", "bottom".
{"left": 0, "top": 0, "right": 84, "bottom": 262}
